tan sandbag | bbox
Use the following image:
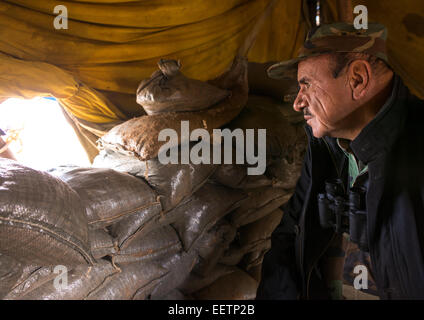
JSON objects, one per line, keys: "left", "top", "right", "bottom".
{"left": 136, "top": 59, "right": 230, "bottom": 115}
{"left": 172, "top": 183, "right": 247, "bottom": 251}
{"left": 246, "top": 263, "right": 262, "bottom": 282}
{"left": 192, "top": 219, "right": 236, "bottom": 277}
{"left": 99, "top": 56, "right": 248, "bottom": 161}
{"left": 179, "top": 264, "right": 238, "bottom": 295}
{"left": 0, "top": 254, "right": 23, "bottom": 299}
{"left": 5, "top": 260, "right": 119, "bottom": 300}
{"left": 112, "top": 225, "right": 182, "bottom": 265}
{"left": 228, "top": 94, "right": 302, "bottom": 161}
{"left": 89, "top": 229, "right": 117, "bottom": 260}
{"left": 229, "top": 187, "right": 291, "bottom": 227}
{"left": 54, "top": 167, "right": 162, "bottom": 229}
{"left": 219, "top": 239, "right": 271, "bottom": 267}
{"left": 86, "top": 260, "right": 168, "bottom": 300}
{"left": 248, "top": 62, "right": 299, "bottom": 103}
{"left": 211, "top": 161, "right": 272, "bottom": 190}
{"left": 241, "top": 248, "right": 270, "bottom": 272}
{"left": 0, "top": 159, "right": 94, "bottom": 266}
{"left": 193, "top": 268, "right": 258, "bottom": 300}
{"left": 267, "top": 124, "right": 307, "bottom": 190}
{"left": 238, "top": 208, "right": 284, "bottom": 247}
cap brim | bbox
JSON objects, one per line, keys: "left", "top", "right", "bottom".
{"left": 267, "top": 57, "right": 302, "bottom": 80}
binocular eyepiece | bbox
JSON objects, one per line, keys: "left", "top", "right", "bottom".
{"left": 318, "top": 179, "right": 368, "bottom": 251}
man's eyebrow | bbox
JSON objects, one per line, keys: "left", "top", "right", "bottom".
{"left": 298, "top": 77, "right": 310, "bottom": 85}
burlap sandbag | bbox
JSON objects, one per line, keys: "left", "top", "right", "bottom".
{"left": 246, "top": 263, "right": 262, "bottom": 282}
{"left": 229, "top": 187, "right": 291, "bottom": 227}
{"left": 112, "top": 225, "right": 181, "bottom": 265}
{"left": 192, "top": 268, "right": 258, "bottom": 300}
{"left": 89, "top": 229, "right": 117, "bottom": 260}
{"left": 238, "top": 208, "right": 284, "bottom": 247}
{"left": 86, "top": 261, "right": 168, "bottom": 300}
{"left": 219, "top": 239, "right": 272, "bottom": 267}
{"left": 136, "top": 59, "right": 230, "bottom": 115}
{"left": 55, "top": 167, "right": 162, "bottom": 229}
{"left": 160, "top": 289, "right": 188, "bottom": 300}
{"left": 211, "top": 161, "right": 272, "bottom": 190}
{"left": 222, "top": 209, "right": 282, "bottom": 271}
{"left": 99, "top": 56, "right": 248, "bottom": 161}
{"left": 0, "top": 159, "right": 94, "bottom": 266}
{"left": 179, "top": 264, "right": 238, "bottom": 295}
{"left": 228, "top": 95, "right": 306, "bottom": 190}
{"left": 192, "top": 219, "right": 236, "bottom": 277}
{"left": 149, "top": 250, "right": 199, "bottom": 300}
{"left": 228, "top": 94, "right": 305, "bottom": 160}
{"left": 93, "top": 148, "right": 216, "bottom": 213}
{"left": 172, "top": 183, "right": 247, "bottom": 251}
{"left": 240, "top": 246, "right": 271, "bottom": 272}
{"left": 248, "top": 62, "right": 299, "bottom": 103}
{"left": 0, "top": 254, "right": 23, "bottom": 299}
{"left": 5, "top": 260, "right": 119, "bottom": 300}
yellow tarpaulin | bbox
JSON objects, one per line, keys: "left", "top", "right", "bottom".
{"left": 0, "top": 0, "right": 306, "bottom": 120}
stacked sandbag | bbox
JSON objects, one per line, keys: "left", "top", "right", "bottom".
{"left": 1, "top": 55, "right": 307, "bottom": 300}
{"left": 92, "top": 58, "right": 306, "bottom": 299}
{"left": 136, "top": 59, "right": 230, "bottom": 115}
{"left": 0, "top": 159, "right": 94, "bottom": 267}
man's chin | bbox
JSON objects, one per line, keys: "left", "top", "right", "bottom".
{"left": 309, "top": 124, "right": 325, "bottom": 138}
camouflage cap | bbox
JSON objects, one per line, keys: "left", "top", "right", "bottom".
{"left": 267, "top": 22, "right": 388, "bottom": 79}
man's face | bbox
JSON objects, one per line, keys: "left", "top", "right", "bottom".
{"left": 294, "top": 55, "right": 356, "bottom": 138}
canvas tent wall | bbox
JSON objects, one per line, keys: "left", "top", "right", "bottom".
{"left": 0, "top": 0, "right": 423, "bottom": 160}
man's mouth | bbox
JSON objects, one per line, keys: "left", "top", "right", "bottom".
{"left": 303, "top": 108, "right": 312, "bottom": 121}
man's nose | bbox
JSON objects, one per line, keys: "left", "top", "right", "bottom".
{"left": 293, "top": 92, "right": 307, "bottom": 112}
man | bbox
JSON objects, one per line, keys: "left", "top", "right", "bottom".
{"left": 256, "top": 22, "right": 424, "bottom": 299}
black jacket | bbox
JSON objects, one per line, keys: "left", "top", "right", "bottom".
{"left": 257, "top": 76, "right": 424, "bottom": 299}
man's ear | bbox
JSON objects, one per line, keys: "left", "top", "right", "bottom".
{"left": 348, "top": 60, "right": 371, "bottom": 100}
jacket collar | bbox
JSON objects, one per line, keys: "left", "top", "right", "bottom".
{"left": 350, "top": 75, "right": 409, "bottom": 164}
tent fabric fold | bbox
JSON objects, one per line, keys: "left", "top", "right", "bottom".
{"left": 0, "top": 0, "right": 306, "bottom": 159}
{"left": 2, "top": 0, "right": 423, "bottom": 160}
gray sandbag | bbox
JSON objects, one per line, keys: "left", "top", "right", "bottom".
{"left": 229, "top": 187, "right": 291, "bottom": 227}
{"left": 211, "top": 161, "right": 272, "bottom": 190}
{"left": 93, "top": 148, "right": 216, "bottom": 212}
{"left": 219, "top": 239, "right": 272, "bottom": 267}
{"left": 238, "top": 208, "right": 284, "bottom": 247}
{"left": 89, "top": 229, "right": 117, "bottom": 260}
{"left": 5, "top": 260, "right": 119, "bottom": 300}
{"left": 99, "top": 56, "right": 248, "bottom": 161}
{"left": 54, "top": 167, "right": 162, "bottom": 229}
{"left": 178, "top": 264, "right": 238, "bottom": 295}
{"left": 111, "top": 225, "right": 181, "bottom": 265}
{"left": 192, "top": 219, "right": 236, "bottom": 277}
{"left": 172, "top": 183, "right": 247, "bottom": 252}
{"left": 86, "top": 261, "right": 169, "bottom": 300}
{"left": 136, "top": 59, "right": 230, "bottom": 115}
{"left": 0, "top": 159, "right": 94, "bottom": 266}
{"left": 0, "top": 254, "right": 23, "bottom": 299}
{"left": 160, "top": 289, "right": 188, "bottom": 300}
{"left": 149, "top": 250, "right": 199, "bottom": 300}
{"left": 192, "top": 268, "right": 258, "bottom": 300}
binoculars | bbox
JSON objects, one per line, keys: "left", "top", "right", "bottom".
{"left": 318, "top": 179, "right": 368, "bottom": 251}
